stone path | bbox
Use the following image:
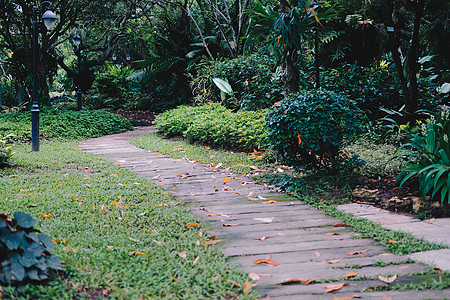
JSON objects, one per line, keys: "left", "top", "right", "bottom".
{"left": 80, "top": 127, "right": 450, "bottom": 299}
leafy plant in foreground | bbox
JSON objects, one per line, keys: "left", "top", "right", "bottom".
{"left": 397, "top": 106, "right": 450, "bottom": 205}
{"left": 0, "top": 134, "right": 14, "bottom": 168}
{"left": 0, "top": 212, "right": 61, "bottom": 283}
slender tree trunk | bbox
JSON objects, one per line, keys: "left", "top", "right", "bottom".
{"left": 284, "top": 50, "right": 299, "bottom": 96}
{"left": 406, "top": 0, "right": 425, "bottom": 121}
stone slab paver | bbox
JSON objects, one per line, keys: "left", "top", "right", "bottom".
{"left": 80, "top": 127, "right": 450, "bottom": 299}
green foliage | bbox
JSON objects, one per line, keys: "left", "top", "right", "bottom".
{"left": 0, "top": 109, "right": 133, "bottom": 141}
{"left": 156, "top": 103, "right": 269, "bottom": 151}
{"left": 0, "top": 134, "right": 14, "bottom": 168}
{"left": 88, "top": 64, "right": 136, "bottom": 110}
{"left": 397, "top": 106, "right": 450, "bottom": 204}
{"left": 0, "top": 212, "right": 61, "bottom": 284}
{"left": 266, "top": 89, "right": 363, "bottom": 170}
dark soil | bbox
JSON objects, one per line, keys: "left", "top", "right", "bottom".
{"left": 112, "top": 110, "right": 156, "bottom": 126}
{"left": 352, "top": 177, "right": 450, "bottom": 218}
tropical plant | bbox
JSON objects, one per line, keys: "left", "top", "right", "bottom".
{"left": 397, "top": 106, "right": 450, "bottom": 205}
{"left": 0, "top": 212, "right": 61, "bottom": 283}
{"left": 266, "top": 89, "right": 363, "bottom": 170}
{"left": 0, "top": 134, "right": 14, "bottom": 168}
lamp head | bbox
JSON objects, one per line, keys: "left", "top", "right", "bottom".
{"left": 42, "top": 10, "right": 57, "bottom": 29}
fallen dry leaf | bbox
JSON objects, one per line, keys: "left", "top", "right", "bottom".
{"left": 303, "top": 279, "right": 315, "bottom": 285}
{"left": 378, "top": 275, "right": 397, "bottom": 284}
{"left": 333, "top": 223, "right": 352, "bottom": 227}
{"left": 278, "top": 278, "right": 303, "bottom": 285}
{"left": 434, "top": 268, "right": 443, "bottom": 274}
{"left": 185, "top": 222, "right": 199, "bottom": 227}
{"left": 330, "top": 295, "right": 361, "bottom": 300}
{"left": 325, "top": 232, "right": 340, "bottom": 236}
{"left": 243, "top": 281, "right": 251, "bottom": 293}
{"left": 193, "top": 256, "right": 200, "bottom": 264}
{"left": 378, "top": 253, "right": 393, "bottom": 256}
{"left": 207, "top": 213, "right": 221, "bottom": 217}
{"left": 40, "top": 213, "right": 51, "bottom": 218}
{"left": 254, "top": 259, "right": 280, "bottom": 266}
{"left": 223, "top": 177, "right": 231, "bottom": 183}
{"left": 256, "top": 236, "right": 266, "bottom": 242}
{"left": 387, "top": 239, "right": 399, "bottom": 244}
{"left": 248, "top": 273, "right": 260, "bottom": 281}
{"left": 178, "top": 251, "right": 187, "bottom": 259}
{"left": 398, "top": 265, "right": 409, "bottom": 269}
{"left": 327, "top": 259, "right": 341, "bottom": 264}
{"left": 212, "top": 275, "right": 222, "bottom": 282}
{"left": 383, "top": 294, "right": 393, "bottom": 300}
{"left": 156, "top": 170, "right": 163, "bottom": 173}
{"left": 265, "top": 200, "right": 278, "bottom": 204}
{"left": 345, "top": 271, "right": 358, "bottom": 279}
{"left": 226, "top": 279, "right": 241, "bottom": 287}
{"left": 223, "top": 223, "right": 239, "bottom": 227}
{"left": 346, "top": 249, "right": 368, "bottom": 255}
{"left": 427, "top": 218, "right": 435, "bottom": 224}
{"left": 258, "top": 273, "right": 273, "bottom": 277}
{"left": 203, "top": 240, "right": 222, "bottom": 246}
{"left": 325, "top": 283, "right": 349, "bottom": 293}
{"left": 315, "top": 251, "right": 321, "bottom": 258}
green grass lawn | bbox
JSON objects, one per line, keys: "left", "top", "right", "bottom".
{"left": 0, "top": 141, "right": 255, "bottom": 299}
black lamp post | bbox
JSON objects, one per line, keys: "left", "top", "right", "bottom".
{"left": 309, "top": 1, "right": 320, "bottom": 89}
{"left": 31, "top": 3, "right": 57, "bottom": 152}
{"left": 73, "top": 34, "right": 82, "bottom": 111}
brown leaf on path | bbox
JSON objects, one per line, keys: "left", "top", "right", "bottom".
{"left": 254, "top": 259, "right": 279, "bottom": 266}
{"left": 265, "top": 200, "right": 278, "bottom": 204}
{"left": 327, "top": 259, "right": 341, "bottom": 264}
{"left": 207, "top": 213, "right": 220, "bottom": 216}
{"left": 427, "top": 218, "right": 435, "bottom": 224}
{"left": 156, "top": 170, "right": 163, "bottom": 173}
{"left": 223, "top": 223, "right": 239, "bottom": 227}
{"left": 398, "top": 265, "right": 409, "bottom": 269}
{"left": 346, "top": 249, "right": 368, "bottom": 255}
{"left": 243, "top": 281, "right": 251, "bottom": 293}
{"left": 325, "top": 283, "right": 349, "bottom": 293}
{"left": 379, "top": 253, "right": 393, "bottom": 256}
{"left": 223, "top": 177, "right": 231, "bottom": 183}
{"left": 178, "top": 251, "right": 187, "bottom": 259}
{"left": 325, "top": 232, "right": 340, "bottom": 235}
{"left": 278, "top": 278, "right": 303, "bottom": 285}
{"left": 345, "top": 271, "right": 358, "bottom": 279}
{"left": 434, "top": 268, "right": 443, "bottom": 274}
{"left": 248, "top": 273, "right": 260, "bottom": 281}
{"left": 203, "top": 240, "right": 222, "bottom": 246}
{"left": 256, "top": 236, "right": 266, "bottom": 242}
{"left": 378, "top": 275, "right": 397, "bottom": 283}
{"left": 387, "top": 239, "right": 399, "bottom": 244}
{"left": 333, "top": 223, "right": 352, "bottom": 227}
{"left": 383, "top": 294, "right": 393, "bottom": 300}
{"left": 315, "top": 251, "right": 321, "bottom": 258}
{"left": 330, "top": 295, "right": 361, "bottom": 300}
{"left": 246, "top": 196, "right": 259, "bottom": 201}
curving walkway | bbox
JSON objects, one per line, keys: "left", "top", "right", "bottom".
{"left": 80, "top": 127, "right": 450, "bottom": 300}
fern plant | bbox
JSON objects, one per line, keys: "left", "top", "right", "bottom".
{"left": 0, "top": 134, "right": 14, "bottom": 168}
{"left": 397, "top": 106, "right": 450, "bottom": 205}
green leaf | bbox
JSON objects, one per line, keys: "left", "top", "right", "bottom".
{"left": 38, "top": 233, "right": 54, "bottom": 252}
{"left": 27, "top": 269, "right": 39, "bottom": 281}
{"left": 13, "top": 212, "right": 37, "bottom": 229}
{"left": 212, "top": 78, "right": 233, "bottom": 95}
{"left": 437, "top": 82, "right": 450, "bottom": 94}
{"left": 47, "top": 255, "right": 62, "bottom": 270}
{"left": 11, "top": 262, "right": 25, "bottom": 281}
{"left": 19, "top": 253, "right": 38, "bottom": 268}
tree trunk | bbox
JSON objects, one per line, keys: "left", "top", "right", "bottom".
{"left": 405, "top": 0, "right": 425, "bottom": 121}
{"left": 283, "top": 50, "right": 299, "bottom": 97}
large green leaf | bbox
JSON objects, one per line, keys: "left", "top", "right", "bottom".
{"left": 212, "top": 78, "right": 233, "bottom": 95}
{"left": 13, "top": 212, "right": 36, "bottom": 229}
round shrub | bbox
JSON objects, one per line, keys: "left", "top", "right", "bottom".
{"left": 266, "top": 89, "right": 363, "bottom": 170}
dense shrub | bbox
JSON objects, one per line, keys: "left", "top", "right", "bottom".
{"left": 192, "top": 55, "right": 283, "bottom": 111}
{"left": 0, "top": 212, "right": 61, "bottom": 283}
{"left": 0, "top": 109, "right": 133, "bottom": 141}
{"left": 155, "top": 103, "right": 268, "bottom": 151}
{"left": 397, "top": 106, "right": 450, "bottom": 204}
{"left": 267, "top": 89, "right": 363, "bottom": 170}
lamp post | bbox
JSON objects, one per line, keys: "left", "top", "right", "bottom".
{"left": 73, "top": 34, "right": 82, "bottom": 111}
{"left": 31, "top": 4, "right": 57, "bottom": 152}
